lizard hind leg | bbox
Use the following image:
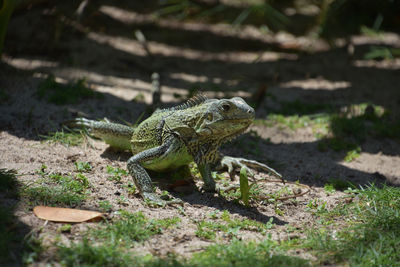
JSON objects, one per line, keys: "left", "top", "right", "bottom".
{"left": 67, "top": 118, "right": 134, "bottom": 151}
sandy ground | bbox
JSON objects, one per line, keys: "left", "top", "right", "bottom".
{"left": 1, "top": 1, "right": 400, "bottom": 264}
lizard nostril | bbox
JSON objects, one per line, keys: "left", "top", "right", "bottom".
{"left": 247, "top": 108, "right": 254, "bottom": 114}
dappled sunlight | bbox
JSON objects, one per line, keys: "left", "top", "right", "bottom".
{"left": 353, "top": 58, "right": 400, "bottom": 70}
{"left": 281, "top": 78, "right": 351, "bottom": 91}
{"left": 87, "top": 32, "right": 147, "bottom": 57}
{"left": 2, "top": 55, "right": 58, "bottom": 70}
{"left": 99, "top": 5, "right": 151, "bottom": 25}
{"left": 339, "top": 152, "right": 400, "bottom": 184}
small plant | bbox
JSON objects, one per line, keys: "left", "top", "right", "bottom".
{"left": 35, "top": 164, "right": 48, "bottom": 177}
{"left": 131, "top": 93, "right": 145, "bottom": 103}
{"left": 196, "top": 210, "right": 274, "bottom": 240}
{"left": 48, "top": 173, "right": 90, "bottom": 193}
{"left": 75, "top": 161, "right": 92, "bottom": 172}
{"left": 40, "top": 127, "right": 85, "bottom": 147}
{"left": 344, "top": 146, "right": 361, "bottom": 162}
{"left": 98, "top": 201, "right": 112, "bottom": 213}
{"left": 306, "top": 199, "right": 328, "bottom": 215}
{"left": 23, "top": 171, "right": 91, "bottom": 207}
{"left": 191, "top": 239, "right": 308, "bottom": 266}
{"left": 195, "top": 221, "right": 219, "bottom": 240}
{"left": 326, "top": 178, "right": 355, "bottom": 191}
{"left": 92, "top": 211, "right": 180, "bottom": 246}
{"left": 364, "top": 46, "right": 400, "bottom": 60}
{"left": 57, "top": 239, "right": 133, "bottom": 267}
{"left": 117, "top": 195, "right": 129, "bottom": 206}
{"left": 23, "top": 186, "right": 86, "bottom": 207}
{"left": 123, "top": 182, "right": 136, "bottom": 195}
{"left": 106, "top": 165, "right": 128, "bottom": 183}
{"left": 239, "top": 166, "right": 250, "bottom": 206}
{"left": 324, "top": 184, "right": 336, "bottom": 194}
{"left": 304, "top": 185, "right": 400, "bottom": 265}
{"left": 57, "top": 224, "right": 72, "bottom": 233}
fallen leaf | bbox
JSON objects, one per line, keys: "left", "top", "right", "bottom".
{"left": 33, "top": 206, "right": 104, "bottom": 223}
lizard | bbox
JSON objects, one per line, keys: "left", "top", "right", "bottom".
{"left": 70, "top": 95, "right": 282, "bottom": 205}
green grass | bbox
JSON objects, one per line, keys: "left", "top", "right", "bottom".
{"left": 54, "top": 210, "right": 301, "bottom": 267}
{"left": 364, "top": 46, "right": 400, "bottom": 60}
{"left": 195, "top": 210, "right": 274, "bottom": 240}
{"left": 304, "top": 184, "right": 400, "bottom": 266}
{"left": 156, "top": 0, "right": 289, "bottom": 31}
{"left": 58, "top": 230, "right": 308, "bottom": 267}
{"left": 23, "top": 184, "right": 400, "bottom": 266}
{"left": 23, "top": 183, "right": 87, "bottom": 207}
{"left": 57, "top": 239, "right": 135, "bottom": 267}
{"left": 58, "top": 224, "right": 72, "bottom": 233}
{"left": 325, "top": 178, "right": 356, "bottom": 191}
{"left": 258, "top": 101, "right": 400, "bottom": 162}
{"left": 343, "top": 146, "right": 361, "bottom": 162}
{"left": 57, "top": 211, "right": 182, "bottom": 266}
{"left": 123, "top": 181, "right": 137, "bottom": 195}
{"left": 57, "top": 238, "right": 309, "bottom": 267}
{"left": 92, "top": 210, "right": 181, "bottom": 246}
{"left": 106, "top": 165, "right": 128, "bottom": 183}
{"left": 98, "top": 200, "right": 112, "bottom": 212}
{"left": 75, "top": 161, "right": 92, "bottom": 172}
{"left": 37, "top": 75, "right": 103, "bottom": 105}
{"left": 22, "top": 166, "right": 91, "bottom": 207}
{"left": 190, "top": 239, "right": 309, "bottom": 267}
{"left": 40, "top": 127, "right": 86, "bottom": 147}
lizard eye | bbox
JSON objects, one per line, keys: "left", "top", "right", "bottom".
{"left": 222, "top": 103, "right": 230, "bottom": 112}
{"left": 207, "top": 113, "right": 213, "bottom": 121}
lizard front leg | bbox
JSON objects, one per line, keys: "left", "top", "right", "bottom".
{"left": 127, "top": 137, "right": 182, "bottom": 206}
{"left": 197, "top": 163, "right": 216, "bottom": 192}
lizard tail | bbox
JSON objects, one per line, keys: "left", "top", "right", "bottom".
{"left": 65, "top": 118, "right": 134, "bottom": 151}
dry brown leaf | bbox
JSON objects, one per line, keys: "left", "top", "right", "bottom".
{"left": 33, "top": 206, "right": 104, "bottom": 223}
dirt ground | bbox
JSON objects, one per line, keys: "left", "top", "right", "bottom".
{"left": 1, "top": 1, "right": 400, "bottom": 264}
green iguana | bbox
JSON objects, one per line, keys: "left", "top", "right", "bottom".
{"left": 71, "top": 95, "right": 281, "bottom": 205}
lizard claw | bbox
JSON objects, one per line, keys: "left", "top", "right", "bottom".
{"left": 218, "top": 156, "right": 282, "bottom": 180}
{"left": 219, "top": 156, "right": 254, "bottom": 178}
{"left": 63, "top": 118, "right": 94, "bottom": 135}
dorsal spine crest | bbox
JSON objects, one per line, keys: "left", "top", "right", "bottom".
{"left": 155, "top": 94, "right": 208, "bottom": 114}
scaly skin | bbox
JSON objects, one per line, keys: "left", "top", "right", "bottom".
{"left": 71, "top": 96, "right": 281, "bottom": 205}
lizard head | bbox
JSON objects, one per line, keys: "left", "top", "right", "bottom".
{"left": 197, "top": 97, "right": 255, "bottom": 143}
